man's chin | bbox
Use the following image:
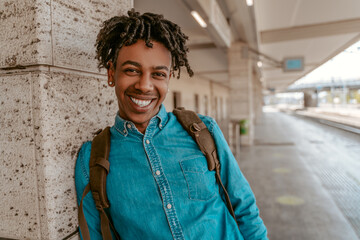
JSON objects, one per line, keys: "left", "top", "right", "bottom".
{"left": 128, "top": 110, "right": 156, "bottom": 124}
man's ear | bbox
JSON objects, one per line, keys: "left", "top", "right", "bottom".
{"left": 107, "top": 61, "right": 115, "bottom": 87}
{"left": 169, "top": 70, "right": 174, "bottom": 79}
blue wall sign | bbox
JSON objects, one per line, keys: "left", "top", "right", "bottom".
{"left": 283, "top": 57, "right": 304, "bottom": 72}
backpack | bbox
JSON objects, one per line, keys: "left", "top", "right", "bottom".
{"left": 78, "top": 108, "right": 235, "bottom": 240}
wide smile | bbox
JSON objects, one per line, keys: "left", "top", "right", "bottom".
{"left": 130, "top": 96, "right": 153, "bottom": 108}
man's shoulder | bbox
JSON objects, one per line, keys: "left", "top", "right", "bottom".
{"left": 169, "top": 109, "right": 215, "bottom": 123}
{"left": 79, "top": 140, "right": 92, "bottom": 153}
{"left": 169, "top": 110, "right": 217, "bottom": 132}
{"left": 76, "top": 141, "right": 92, "bottom": 169}
{"left": 198, "top": 113, "right": 217, "bottom": 133}
{"left": 75, "top": 141, "right": 92, "bottom": 185}
{"left": 198, "top": 113, "right": 216, "bottom": 125}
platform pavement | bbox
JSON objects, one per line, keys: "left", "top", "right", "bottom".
{"left": 295, "top": 106, "right": 360, "bottom": 129}
{"left": 237, "top": 107, "right": 359, "bottom": 240}
{"left": 275, "top": 105, "right": 360, "bottom": 129}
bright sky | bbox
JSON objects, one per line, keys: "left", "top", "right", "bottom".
{"left": 293, "top": 40, "right": 360, "bottom": 85}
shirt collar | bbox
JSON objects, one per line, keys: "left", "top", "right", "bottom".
{"left": 114, "top": 104, "right": 169, "bottom": 136}
{"left": 156, "top": 104, "right": 168, "bottom": 129}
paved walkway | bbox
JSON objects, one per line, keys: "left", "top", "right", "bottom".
{"left": 295, "top": 106, "right": 360, "bottom": 129}
{"left": 238, "top": 108, "right": 360, "bottom": 240}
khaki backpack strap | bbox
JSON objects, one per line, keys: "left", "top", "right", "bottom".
{"left": 78, "top": 184, "right": 117, "bottom": 240}
{"left": 99, "top": 207, "right": 114, "bottom": 239}
{"left": 89, "top": 127, "right": 111, "bottom": 209}
{"left": 173, "top": 108, "right": 236, "bottom": 220}
{"left": 78, "top": 127, "right": 120, "bottom": 240}
{"left": 79, "top": 184, "right": 91, "bottom": 240}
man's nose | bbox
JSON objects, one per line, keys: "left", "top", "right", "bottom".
{"left": 135, "top": 73, "right": 153, "bottom": 92}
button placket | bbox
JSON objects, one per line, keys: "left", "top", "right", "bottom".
{"left": 142, "top": 124, "right": 184, "bottom": 240}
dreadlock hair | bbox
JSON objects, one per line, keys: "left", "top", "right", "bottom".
{"left": 95, "top": 9, "right": 194, "bottom": 78}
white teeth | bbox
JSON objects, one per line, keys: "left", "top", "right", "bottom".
{"left": 130, "top": 97, "right": 152, "bottom": 107}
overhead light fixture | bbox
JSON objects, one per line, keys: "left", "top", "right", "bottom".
{"left": 191, "top": 11, "right": 207, "bottom": 28}
{"left": 257, "top": 61, "right": 263, "bottom": 67}
{"left": 246, "top": 0, "right": 253, "bottom": 6}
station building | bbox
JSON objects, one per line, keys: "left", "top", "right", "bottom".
{"left": 1, "top": 0, "right": 360, "bottom": 239}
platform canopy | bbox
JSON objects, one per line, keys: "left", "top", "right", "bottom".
{"left": 134, "top": 0, "right": 360, "bottom": 93}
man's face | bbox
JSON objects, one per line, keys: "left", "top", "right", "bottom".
{"left": 108, "top": 40, "right": 171, "bottom": 133}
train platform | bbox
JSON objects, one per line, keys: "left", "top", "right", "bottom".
{"left": 295, "top": 106, "right": 360, "bottom": 130}
{"left": 238, "top": 107, "right": 360, "bottom": 240}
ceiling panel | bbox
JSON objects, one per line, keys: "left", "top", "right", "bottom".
{"left": 188, "top": 48, "right": 227, "bottom": 73}
{"left": 255, "top": 0, "right": 360, "bottom": 92}
{"left": 255, "top": 0, "right": 360, "bottom": 31}
{"left": 293, "top": 0, "right": 360, "bottom": 26}
{"left": 261, "top": 33, "right": 359, "bottom": 64}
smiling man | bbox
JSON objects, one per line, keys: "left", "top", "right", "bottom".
{"left": 108, "top": 40, "right": 172, "bottom": 133}
{"left": 75, "top": 9, "right": 267, "bottom": 240}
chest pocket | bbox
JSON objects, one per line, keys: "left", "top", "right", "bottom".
{"left": 180, "top": 156, "right": 217, "bottom": 201}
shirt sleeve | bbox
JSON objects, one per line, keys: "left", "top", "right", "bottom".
{"left": 204, "top": 117, "right": 268, "bottom": 240}
{"left": 75, "top": 141, "right": 103, "bottom": 240}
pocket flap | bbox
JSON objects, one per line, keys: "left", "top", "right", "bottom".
{"left": 180, "top": 157, "right": 207, "bottom": 173}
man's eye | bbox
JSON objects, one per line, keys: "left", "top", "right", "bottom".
{"left": 153, "top": 72, "right": 166, "bottom": 78}
{"left": 124, "top": 68, "right": 139, "bottom": 75}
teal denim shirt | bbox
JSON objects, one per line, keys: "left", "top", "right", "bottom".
{"left": 75, "top": 105, "right": 268, "bottom": 240}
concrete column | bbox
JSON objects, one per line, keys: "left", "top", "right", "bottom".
{"left": 304, "top": 90, "right": 318, "bottom": 108}
{"left": 228, "top": 41, "right": 255, "bottom": 146}
{"left": 0, "top": 1, "right": 132, "bottom": 239}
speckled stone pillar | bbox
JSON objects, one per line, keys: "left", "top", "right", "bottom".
{"left": 228, "top": 41, "right": 255, "bottom": 146}
{"left": 0, "top": 1, "right": 132, "bottom": 239}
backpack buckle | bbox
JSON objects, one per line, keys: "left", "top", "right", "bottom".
{"left": 190, "top": 123, "right": 201, "bottom": 133}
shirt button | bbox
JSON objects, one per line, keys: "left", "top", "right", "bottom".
{"left": 166, "top": 204, "right": 172, "bottom": 209}
{"left": 159, "top": 123, "right": 162, "bottom": 128}
{"left": 127, "top": 123, "right": 131, "bottom": 129}
{"left": 146, "top": 140, "right": 150, "bottom": 144}
{"left": 155, "top": 170, "right": 161, "bottom": 176}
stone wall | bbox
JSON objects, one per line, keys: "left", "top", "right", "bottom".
{"left": 0, "top": 0, "right": 133, "bottom": 239}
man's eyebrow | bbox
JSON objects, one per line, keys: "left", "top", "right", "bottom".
{"left": 121, "top": 61, "right": 169, "bottom": 71}
{"left": 121, "top": 60, "right": 141, "bottom": 67}
{"left": 153, "top": 66, "right": 169, "bottom": 71}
